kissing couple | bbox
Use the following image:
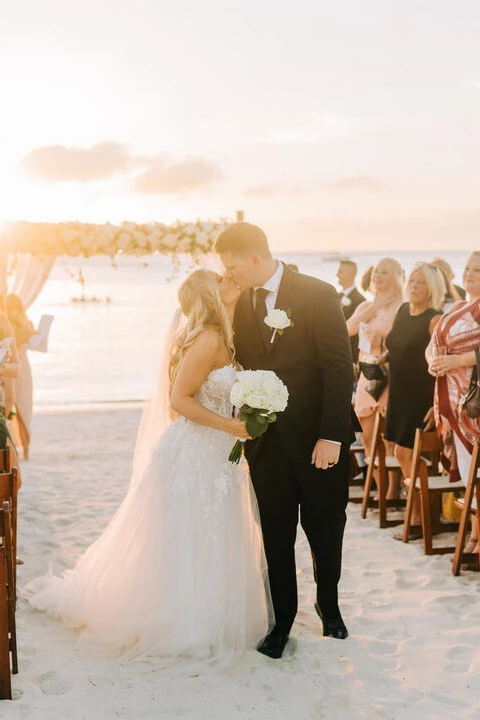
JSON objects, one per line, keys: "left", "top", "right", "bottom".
{"left": 25, "top": 223, "right": 358, "bottom": 662}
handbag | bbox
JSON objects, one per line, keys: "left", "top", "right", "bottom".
{"left": 459, "top": 348, "right": 480, "bottom": 419}
{"left": 358, "top": 361, "right": 388, "bottom": 402}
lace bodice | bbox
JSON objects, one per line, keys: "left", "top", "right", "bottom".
{"left": 195, "top": 364, "right": 236, "bottom": 418}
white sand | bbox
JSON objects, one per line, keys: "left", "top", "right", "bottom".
{"left": 8, "top": 407, "right": 480, "bottom": 720}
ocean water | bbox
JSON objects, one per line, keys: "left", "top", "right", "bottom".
{"left": 29, "top": 250, "right": 469, "bottom": 409}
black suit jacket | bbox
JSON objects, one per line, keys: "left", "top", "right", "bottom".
{"left": 338, "top": 287, "right": 366, "bottom": 363}
{"left": 233, "top": 266, "right": 358, "bottom": 462}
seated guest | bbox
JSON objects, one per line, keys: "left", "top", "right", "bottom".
{"left": 382, "top": 263, "right": 444, "bottom": 532}
{"left": 6, "top": 294, "right": 37, "bottom": 460}
{"left": 337, "top": 259, "right": 366, "bottom": 363}
{"left": 347, "top": 258, "right": 404, "bottom": 498}
{"left": 427, "top": 252, "right": 480, "bottom": 552}
{"left": 0, "top": 294, "right": 19, "bottom": 419}
{"left": 0, "top": 294, "right": 22, "bottom": 505}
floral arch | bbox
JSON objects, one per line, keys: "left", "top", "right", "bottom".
{"left": 0, "top": 218, "right": 231, "bottom": 308}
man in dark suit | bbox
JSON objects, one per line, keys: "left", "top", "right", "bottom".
{"left": 215, "top": 223, "right": 358, "bottom": 659}
{"left": 337, "top": 260, "right": 365, "bottom": 364}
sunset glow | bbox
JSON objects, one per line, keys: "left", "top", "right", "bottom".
{"left": 1, "top": 0, "right": 479, "bottom": 251}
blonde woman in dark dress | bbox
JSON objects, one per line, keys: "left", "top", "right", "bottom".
{"left": 382, "top": 263, "right": 445, "bottom": 530}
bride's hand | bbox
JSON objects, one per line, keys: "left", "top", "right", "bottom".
{"left": 225, "top": 418, "right": 252, "bottom": 440}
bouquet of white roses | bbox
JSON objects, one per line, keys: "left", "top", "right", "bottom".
{"left": 229, "top": 370, "right": 289, "bottom": 464}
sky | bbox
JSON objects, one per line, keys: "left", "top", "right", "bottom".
{"left": 1, "top": 0, "right": 479, "bottom": 252}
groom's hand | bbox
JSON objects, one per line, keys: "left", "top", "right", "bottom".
{"left": 311, "top": 439, "right": 340, "bottom": 470}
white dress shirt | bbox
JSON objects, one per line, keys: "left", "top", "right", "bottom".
{"left": 253, "top": 260, "right": 284, "bottom": 311}
{"left": 340, "top": 284, "right": 355, "bottom": 298}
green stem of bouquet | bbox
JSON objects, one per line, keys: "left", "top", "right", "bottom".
{"left": 228, "top": 439, "right": 244, "bottom": 464}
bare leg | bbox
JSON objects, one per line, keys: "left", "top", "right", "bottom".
{"left": 359, "top": 413, "right": 375, "bottom": 460}
{"left": 382, "top": 439, "right": 400, "bottom": 500}
{"left": 464, "top": 521, "right": 479, "bottom": 554}
{"left": 17, "top": 416, "right": 30, "bottom": 461}
{"left": 394, "top": 445, "right": 421, "bottom": 523}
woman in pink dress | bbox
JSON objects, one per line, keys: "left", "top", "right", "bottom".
{"left": 347, "top": 258, "right": 404, "bottom": 497}
{"left": 0, "top": 295, "right": 19, "bottom": 420}
{"left": 427, "top": 252, "right": 480, "bottom": 553}
{"left": 6, "top": 294, "right": 36, "bottom": 460}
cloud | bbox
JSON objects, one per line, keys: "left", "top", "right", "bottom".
{"left": 132, "top": 156, "right": 223, "bottom": 195}
{"left": 243, "top": 181, "right": 300, "bottom": 198}
{"left": 325, "top": 175, "right": 381, "bottom": 191}
{"left": 19, "top": 143, "right": 223, "bottom": 195}
{"left": 20, "top": 141, "right": 137, "bottom": 182}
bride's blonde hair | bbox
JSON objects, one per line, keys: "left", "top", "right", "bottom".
{"left": 168, "top": 269, "right": 235, "bottom": 394}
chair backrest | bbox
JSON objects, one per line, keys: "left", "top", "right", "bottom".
{"left": 0, "top": 470, "right": 17, "bottom": 580}
{"left": 416, "top": 429, "right": 442, "bottom": 454}
{"left": 368, "top": 411, "right": 386, "bottom": 461}
{"left": 0, "top": 501, "right": 13, "bottom": 590}
{"left": 0, "top": 447, "right": 10, "bottom": 474}
{"left": 0, "top": 502, "right": 12, "bottom": 550}
{"left": 0, "top": 473, "right": 14, "bottom": 505}
{"left": 410, "top": 429, "right": 443, "bottom": 480}
{"left": 466, "top": 441, "right": 480, "bottom": 487}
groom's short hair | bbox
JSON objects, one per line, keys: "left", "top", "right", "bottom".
{"left": 214, "top": 222, "right": 272, "bottom": 259}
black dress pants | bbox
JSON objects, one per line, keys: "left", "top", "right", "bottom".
{"left": 246, "top": 427, "right": 349, "bottom": 634}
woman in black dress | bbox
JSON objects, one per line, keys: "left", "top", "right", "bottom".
{"left": 384, "top": 263, "right": 445, "bottom": 486}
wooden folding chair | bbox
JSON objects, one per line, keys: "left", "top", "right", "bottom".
{"left": 361, "top": 412, "right": 404, "bottom": 528}
{"left": 0, "top": 471, "right": 18, "bottom": 596}
{"left": 402, "top": 429, "right": 464, "bottom": 554}
{"left": 0, "top": 545, "right": 11, "bottom": 700}
{"left": 452, "top": 441, "right": 480, "bottom": 575}
{"left": 0, "top": 500, "right": 18, "bottom": 700}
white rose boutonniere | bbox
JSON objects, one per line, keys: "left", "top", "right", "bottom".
{"left": 340, "top": 295, "right": 352, "bottom": 307}
{"left": 264, "top": 308, "right": 294, "bottom": 343}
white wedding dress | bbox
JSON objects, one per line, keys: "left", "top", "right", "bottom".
{"left": 24, "top": 364, "right": 272, "bottom": 662}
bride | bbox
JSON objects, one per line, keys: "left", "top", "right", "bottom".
{"left": 24, "top": 269, "right": 272, "bottom": 662}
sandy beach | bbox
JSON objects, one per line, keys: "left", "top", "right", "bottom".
{"left": 8, "top": 406, "right": 480, "bottom": 720}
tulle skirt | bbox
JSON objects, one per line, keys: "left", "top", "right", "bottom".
{"left": 24, "top": 417, "right": 272, "bottom": 663}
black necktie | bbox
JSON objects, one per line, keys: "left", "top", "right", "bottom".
{"left": 254, "top": 288, "right": 271, "bottom": 346}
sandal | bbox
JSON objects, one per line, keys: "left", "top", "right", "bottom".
{"left": 393, "top": 531, "right": 422, "bottom": 542}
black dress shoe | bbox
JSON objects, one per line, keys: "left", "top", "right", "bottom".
{"left": 314, "top": 603, "right": 348, "bottom": 639}
{"left": 257, "top": 631, "right": 289, "bottom": 659}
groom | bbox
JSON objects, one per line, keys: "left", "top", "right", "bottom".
{"left": 215, "top": 223, "right": 358, "bottom": 659}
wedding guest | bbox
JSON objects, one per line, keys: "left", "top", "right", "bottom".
{"left": 0, "top": 294, "right": 19, "bottom": 419}
{"left": 427, "top": 252, "right": 480, "bottom": 553}
{"left": 347, "top": 258, "right": 403, "bottom": 497}
{"left": 382, "top": 263, "right": 444, "bottom": 531}
{"left": 6, "top": 294, "right": 37, "bottom": 460}
{"left": 337, "top": 260, "right": 366, "bottom": 363}
{"left": 0, "top": 294, "right": 22, "bottom": 515}
{"left": 430, "top": 257, "right": 466, "bottom": 310}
